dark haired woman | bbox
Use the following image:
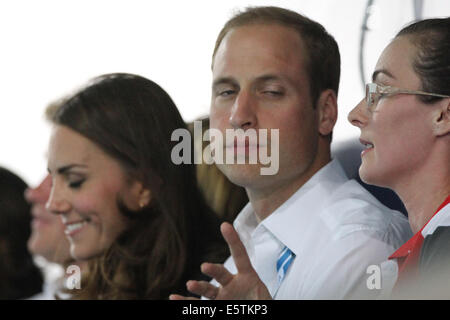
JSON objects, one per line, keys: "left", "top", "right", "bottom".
{"left": 0, "top": 167, "right": 43, "bottom": 299}
{"left": 46, "top": 73, "right": 228, "bottom": 299}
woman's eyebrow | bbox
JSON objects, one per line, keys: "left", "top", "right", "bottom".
{"left": 47, "top": 164, "right": 88, "bottom": 174}
{"left": 372, "top": 69, "right": 395, "bottom": 82}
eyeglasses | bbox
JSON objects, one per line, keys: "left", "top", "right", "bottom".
{"left": 365, "top": 83, "right": 450, "bottom": 111}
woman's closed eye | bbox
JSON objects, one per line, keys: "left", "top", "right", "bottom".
{"left": 68, "top": 179, "right": 85, "bottom": 189}
{"left": 65, "top": 173, "right": 87, "bottom": 189}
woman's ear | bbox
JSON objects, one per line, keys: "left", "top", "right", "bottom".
{"left": 138, "top": 188, "right": 152, "bottom": 209}
{"left": 432, "top": 99, "right": 450, "bottom": 137}
{"left": 129, "top": 180, "right": 152, "bottom": 209}
{"left": 317, "top": 89, "right": 338, "bottom": 137}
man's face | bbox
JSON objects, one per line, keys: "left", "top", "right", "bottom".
{"left": 210, "top": 23, "right": 321, "bottom": 193}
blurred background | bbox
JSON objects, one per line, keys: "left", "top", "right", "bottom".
{"left": 1, "top": 0, "right": 449, "bottom": 186}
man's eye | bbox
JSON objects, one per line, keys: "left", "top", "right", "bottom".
{"left": 260, "top": 84, "right": 285, "bottom": 97}
{"left": 261, "top": 89, "right": 285, "bottom": 99}
{"left": 263, "top": 90, "right": 283, "bottom": 96}
{"left": 218, "top": 90, "right": 236, "bottom": 97}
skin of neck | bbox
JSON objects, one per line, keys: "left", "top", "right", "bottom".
{"left": 247, "top": 137, "right": 331, "bottom": 223}
{"left": 392, "top": 140, "right": 450, "bottom": 234}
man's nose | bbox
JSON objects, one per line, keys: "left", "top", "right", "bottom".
{"left": 229, "top": 90, "right": 257, "bottom": 130}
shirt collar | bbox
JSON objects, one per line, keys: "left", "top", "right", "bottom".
{"left": 388, "top": 232, "right": 422, "bottom": 260}
{"left": 421, "top": 195, "right": 450, "bottom": 237}
{"left": 389, "top": 195, "right": 450, "bottom": 260}
{"left": 233, "top": 202, "right": 259, "bottom": 250}
{"left": 233, "top": 159, "right": 348, "bottom": 256}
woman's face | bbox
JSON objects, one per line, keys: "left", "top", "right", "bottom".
{"left": 26, "top": 174, "right": 72, "bottom": 264}
{"left": 348, "top": 36, "right": 436, "bottom": 189}
{"left": 46, "top": 125, "right": 142, "bottom": 261}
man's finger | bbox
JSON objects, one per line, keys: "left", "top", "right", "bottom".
{"left": 221, "top": 222, "right": 254, "bottom": 274}
{"left": 201, "top": 262, "right": 233, "bottom": 287}
{"left": 168, "top": 294, "right": 199, "bottom": 300}
{"left": 186, "top": 280, "right": 219, "bottom": 299}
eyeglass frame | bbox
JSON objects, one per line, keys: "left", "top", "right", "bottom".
{"left": 365, "top": 83, "right": 450, "bottom": 111}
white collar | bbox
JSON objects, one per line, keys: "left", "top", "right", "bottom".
{"left": 234, "top": 159, "right": 349, "bottom": 256}
{"left": 422, "top": 201, "right": 450, "bottom": 237}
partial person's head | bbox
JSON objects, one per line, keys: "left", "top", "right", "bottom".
{"left": 209, "top": 6, "right": 340, "bottom": 191}
{"left": 348, "top": 18, "right": 450, "bottom": 188}
{"left": 0, "top": 167, "right": 43, "bottom": 299}
{"left": 46, "top": 73, "right": 226, "bottom": 298}
{"left": 25, "top": 174, "right": 72, "bottom": 264}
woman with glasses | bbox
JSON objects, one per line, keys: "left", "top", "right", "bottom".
{"left": 348, "top": 18, "right": 450, "bottom": 298}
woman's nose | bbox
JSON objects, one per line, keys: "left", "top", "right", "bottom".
{"left": 348, "top": 98, "right": 369, "bottom": 128}
{"left": 45, "top": 182, "right": 71, "bottom": 215}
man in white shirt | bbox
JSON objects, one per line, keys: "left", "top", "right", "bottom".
{"left": 213, "top": 160, "right": 410, "bottom": 299}
{"left": 170, "top": 6, "right": 411, "bottom": 300}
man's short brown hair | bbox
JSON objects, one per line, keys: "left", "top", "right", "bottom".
{"left": 212, "top": 6, "right": 341, "bottom": 107}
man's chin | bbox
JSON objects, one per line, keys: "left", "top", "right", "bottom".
{"left": 216, "top": 163, "right": 266, "bottom": 187}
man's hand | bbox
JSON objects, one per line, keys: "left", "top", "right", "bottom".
{"left": 169, "top": 222, "right": 272, "bottom": 300}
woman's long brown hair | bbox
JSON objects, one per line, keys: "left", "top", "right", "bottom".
{"left": 50, "top": 73, "right": 228, "bottom": 299}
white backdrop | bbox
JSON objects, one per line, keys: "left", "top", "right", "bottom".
{"left": 1, "top": 0, "right": 449, "bottom": 186}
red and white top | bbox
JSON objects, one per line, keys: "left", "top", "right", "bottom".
{"left": 389, "top": 195, "right": 450, "bottom": 288}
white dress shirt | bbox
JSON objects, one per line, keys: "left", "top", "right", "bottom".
{"left": 220, "top": 159, "right": 412, "bottom": 299}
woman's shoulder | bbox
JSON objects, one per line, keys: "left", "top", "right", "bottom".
{"left": 418, "top": 225, "right": 450, "bottom": 298}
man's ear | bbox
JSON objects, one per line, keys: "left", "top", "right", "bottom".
{"left": 432, "top": 99, "right": 450, "bottom": 137}
{"left": 316, "top": 89, "right": 338, "bottom": 136}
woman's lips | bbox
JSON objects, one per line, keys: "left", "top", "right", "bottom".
{"left": 63, "top": 216, "right": 91, "bottom": 237}
{"left": 30, "top": 206, "right": 52, "bottom": 229}
{"left": 360, "top": 138, "right": 374, "bottom": 157}
{"left": 64, "top": 220, "right": 88, "bottom": 237}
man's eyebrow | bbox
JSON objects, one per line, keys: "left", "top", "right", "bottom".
{"left": 372, "top": 69, "right": 395, "bottom": 82}
{"left": 47, "top": 164, "right": 88, "bottom": 174}
{"left": 212, "top": 77, "right": 238, "bottom": 88}
{"left": 255, "top": 74, "right": 283, "bottom": 82}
